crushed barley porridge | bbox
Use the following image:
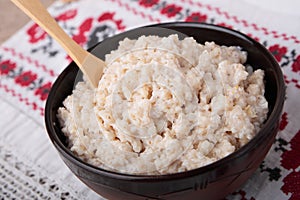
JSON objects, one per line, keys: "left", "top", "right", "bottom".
{"left": 57, "top": 34, "right": 268, "bottom": 175}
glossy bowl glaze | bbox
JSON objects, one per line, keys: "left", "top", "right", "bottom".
{"left": 45, "top": 22, "right": 285, "bottom": 200}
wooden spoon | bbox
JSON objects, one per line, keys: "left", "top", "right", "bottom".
{"left": 11, "top": 0, "right": 106, "bottom": 88}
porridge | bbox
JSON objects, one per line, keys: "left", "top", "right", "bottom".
{"left": 57, "top": 34, "right": 268, "bottom": 174}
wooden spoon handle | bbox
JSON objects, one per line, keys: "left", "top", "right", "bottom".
{"left": 11, "top": 0, "right": 106, "bottom": 87}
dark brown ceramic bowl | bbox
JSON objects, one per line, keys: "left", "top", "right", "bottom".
{"left": 45, "top": 22, "right": 285, "bottom": 200}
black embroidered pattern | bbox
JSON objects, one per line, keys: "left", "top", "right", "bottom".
{"left": 0, "top": 145, "right": 78, "bottom": 200}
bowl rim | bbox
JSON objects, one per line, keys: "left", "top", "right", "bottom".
{"left": 45, "top": 22, "right": 285, "bottom": 181}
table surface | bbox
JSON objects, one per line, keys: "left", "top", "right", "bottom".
{"left": 0, "top": 0, "right": 299, "bottom": 199}
{"left": 0, "top": 0, "right": 55, "bottom": 44}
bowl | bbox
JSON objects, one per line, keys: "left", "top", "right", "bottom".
{"left": 45, "top": 22, "right": 285, "bottom": 200}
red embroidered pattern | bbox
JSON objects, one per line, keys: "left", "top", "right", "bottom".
{"left": 14, "top": 71, "right": 37, "bottom": 87}
{"left": 268, "top": 44, "right": 288, "bottom": 62}
{"left": 0, "top": 83, "right": 44, "bottom": 116}
{"left": 27, "top": 9, "right": 78, "bottom": 44}
{"left": 160, "top": 4, "right": 182, "bottom": 18}
{"left": 27, "top": 24, "right": 47, "bottom": 44}
{"left": 138, "top": 0, "right": 159, "bottom": 8}
{"left": 1, "top": 47, "right": 57, "bottom": 77}
{"left": 72, "top": 18, "right": 94, "bottom": 45}
{"left": 180, "top": 0, "right": 300, "bottom": 44}
{"left": 279, "top": 112, "right": 288, "bottom": 131}
{"left": 72, "top": 12, "right": 125, "bottom": 49}
{"left": 110, "top": 0, "right": 161, "bottom": 22}
{"left": 56, "top": 9, "right": 77, "bottom": 21}
{"left": 34, "top": 82, "right": 52, "bottom": 101}
{"left": 98, "top": 12, "right": 125, "bottom": 30}
{"left": 281, "top": 130, "right": 300, "bottom": 170}
{"left": 0, "top": 50, "right": 55, "bottom": 111}
{"left": 284, "top": 75, "right": 300, "bottom": 89}
{"left": 0, "top": 60, "right": 16, "bottom": 75}
{"left": 281, "top": 130, "right": 300, "bottom": 200}
{"left": 185, "top": 12, "right": 207, "bottom": 23}
{"left": 292, "top": 55, "right": 300, "bottom": 73}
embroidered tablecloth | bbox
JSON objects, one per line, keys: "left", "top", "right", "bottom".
{"left": 0, "top": 0, "right": 299, "bottom": 199}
